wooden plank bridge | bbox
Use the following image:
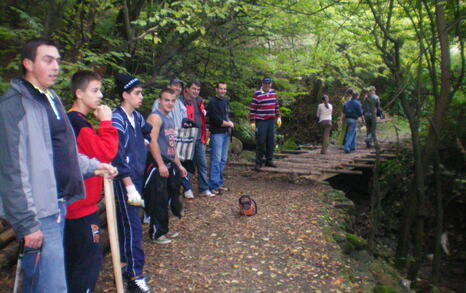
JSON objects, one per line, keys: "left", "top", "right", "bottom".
{"left": 230, "top": 141, "right": 399, "bottom": 182}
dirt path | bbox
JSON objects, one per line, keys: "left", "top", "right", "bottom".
{"left": 96, "top": 166, "right": 360, "bottom": 293}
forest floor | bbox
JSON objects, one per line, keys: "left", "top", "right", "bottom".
{"left": 96, "top": 165, "right": 375, "bottom": 293}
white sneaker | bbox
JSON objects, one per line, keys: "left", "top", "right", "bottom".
{"left": 184, "top": 189, "right": 194, "bottom": 199}
{"left": 167, "top": 231, "right": 179, "bottom": 238}
{"left": 199, "top": 190, "right": 216, "bottom": 197}
{"left": 153, "top": 235, "right": 172, "bottom": 244}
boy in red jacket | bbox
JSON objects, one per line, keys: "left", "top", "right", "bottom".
{"left": 64, "top": 70, "right": 119, "bottom": 293}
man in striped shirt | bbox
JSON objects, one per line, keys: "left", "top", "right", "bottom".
{"left": 249, "top": 77, "right": 282, "bottom": 171}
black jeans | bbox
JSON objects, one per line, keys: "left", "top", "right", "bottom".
{"left": 255, "top": 119, "right": 276, "bottom": 165}
{"left": 144, "top": 161, "right": 182, "bottom": 239}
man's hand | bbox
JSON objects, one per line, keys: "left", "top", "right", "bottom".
{"left": 95, "top": 163, "right": 118, "bottom": 178}
{"left": 178, "top": 165, "right": 188, "bottom": 177}
{"left": 250, "top": 122, "right": 256, "bottom": 131}
{"left": 126, "top": 184, "right": 143, "bottom": 206}
{"left": 222, "top": 121, "right": 234, "bottom": 128}
{"left": 159, "top": 164, "right": 169, "bottom": 178}
{"left": 276, "top": 117, "right": 282, "bottom": 128}
{"left": 94, "top": 105, "right": 112, "bottom": 122}
{"left": 24, "top": 230, "right": 43, "bottom": 249}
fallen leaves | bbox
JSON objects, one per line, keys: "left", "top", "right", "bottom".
{"left": 93, "top": 166, "right": 361, "bottom": 292}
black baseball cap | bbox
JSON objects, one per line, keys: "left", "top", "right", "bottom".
{"left": 262, "top": 77, "right": 272, "bottom": 84}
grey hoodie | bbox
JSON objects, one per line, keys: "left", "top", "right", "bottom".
{"left": 0, "top": 78, "right": 100, "bottom": 239}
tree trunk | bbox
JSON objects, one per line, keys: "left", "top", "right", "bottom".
{"left": 431, "top": 148, "right": 443, "bottom": 284}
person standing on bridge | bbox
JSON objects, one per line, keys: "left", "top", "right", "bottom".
{"left": 342, "top": 90, "right": 363, "bottom": 153}
{"left": 316, "top": 94, "right": 333, "bottom": 154}
{"left": 249, "top": 77, "right": 282, "bottom": 171}
{"left": 362, "top": 86, "right": 382, "bottom": 148}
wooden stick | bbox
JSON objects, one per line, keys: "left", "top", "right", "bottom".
{"left": 279, "top": 149, "right": 310, "bottom": 154}
{"left": 318, "top": 168, "right": 364, "bottom": 175}
{"left": 103, "top": 176, "right": 124, "bottom": 293}
{"left": 258, "top": 167, "right": 312, "bottom": 175}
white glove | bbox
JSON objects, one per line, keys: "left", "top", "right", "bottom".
{"left": 126, "top": 184, "right": 143, "bottom": 206}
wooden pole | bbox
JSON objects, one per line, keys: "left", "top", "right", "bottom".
{"left": 103, "top": 176, "right": 124, "bottom": 293}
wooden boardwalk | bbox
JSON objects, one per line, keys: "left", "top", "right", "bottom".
{"left": 230, "top": 141, "right": 399, "bottom": 181}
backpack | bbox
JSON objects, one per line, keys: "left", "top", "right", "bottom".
{"left": 238, "top": 195, "right": 257, "bottom": 216}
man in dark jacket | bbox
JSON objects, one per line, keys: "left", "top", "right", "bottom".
{"left": 207, "top": 82, "right": 234, "bottom": 194}
{"left": 0, "top": 38, "right": 116, "bottom": 293}
{"left": 343, "top": 90, "right": 363, "bottom": 153}
{"left": 362, "top": 86, "right": 382, "bottom": 148}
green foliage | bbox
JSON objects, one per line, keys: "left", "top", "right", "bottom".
{"left": 345, "top": 233, "right": 368, "bottom": 252}
{"left": 373, "top": 285, "right": 398, "bottom": 293}
{"left": 279, "top": 139, "right": 297, "bottom": 151}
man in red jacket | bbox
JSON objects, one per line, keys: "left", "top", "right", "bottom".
{"left": 65, "top": 70, "right": 119, "bottom": 293}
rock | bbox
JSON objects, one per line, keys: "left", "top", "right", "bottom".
{"left": 229, "top": 136, "right": 243, "bottom": 154}
{"left": 350, "top": 249, "right": 373, "bottom": 263}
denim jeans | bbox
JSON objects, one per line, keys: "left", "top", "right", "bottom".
{"left": 181, "top": 175, "right": 192, "bottom": 192}
{"left": 22, "top": 201, "right": 67, "bottom": 293}
{"left": 193, "top": 139, "right": 209, "bottom": 192}
{"left": 343, "top": 118, "right": 358, "bottom": 152}
{"left": 209, "top": 132, "right": 230, "bottom": 189}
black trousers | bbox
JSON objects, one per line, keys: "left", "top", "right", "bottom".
{"left": 64, "top": 211, "right": 102, "bottom": 293}
{"left": 143, "top": 162, "right": 182, "bottom": 240}
{"left": 255, "top": 119, "right": 276, "bottom": 165}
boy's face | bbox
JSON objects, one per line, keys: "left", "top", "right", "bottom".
{"left": 123, "top": 86, "right": 143, "bottom": 109}
{"left": 76, "top": 80, "right": 103, "bottom": 110}
{"left": 159, "top": 92, "right": 176, "bottom": 114}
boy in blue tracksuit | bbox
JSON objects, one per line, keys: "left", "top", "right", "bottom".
{"left": 112, "top": 73, "right": 152, "bottom": 293}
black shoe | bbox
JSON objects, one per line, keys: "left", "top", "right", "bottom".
{"left": 254, "top": 164, "right": 262, "bottom": 171}
{"left": 128, "top": 277, "right": 151, "bottom": 293}
{"left": 265, "top": 162, "right": 277, "bottom": 168}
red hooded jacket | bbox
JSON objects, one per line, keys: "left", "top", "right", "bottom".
{"left": 184, "top": 97, "right": 207, "bottom": 144}
{"left": 66, "top": 110, "right": 119, "bottom": 219}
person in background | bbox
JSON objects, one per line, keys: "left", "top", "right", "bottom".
{"left": 180, "top": 81, "right": 216, "bottom": 197}
{"left": 112, "top": 73, "right": 152, "bottom": 293}
{"left": 0, "top": 38, "right": 116, "bottom": 293}
{"left": 316, "top": 94, "right": 333, "bottom": 154}
{"left": 362, "top": 86, "right": 382, "bottom": 148}
{"left": 207, "top": 82, "right": 234, "bottom": 194}
{"left": 249, "top": 77, "right": 281, "bottom": 171}
{"left": 342, "top": 90, "right": 363, "bottom": 153}
{"left": 65, "top": 70, "right": 119, "bottom": 293}
{"left": 336, "top": 88, "right": 353, "bottom": 147}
